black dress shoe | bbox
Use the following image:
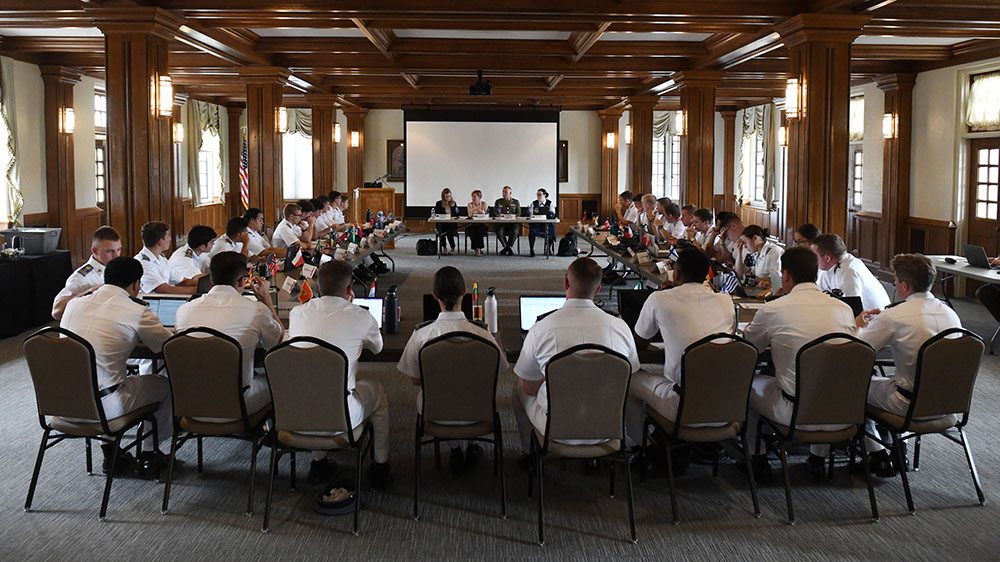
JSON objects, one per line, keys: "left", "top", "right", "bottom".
{"left": 464, "top": 443, "right": 484, "bottom": 470}
{"left": 136, "top": 450, "right": 172, "bottom": 480}
{"left": 806, "top": 453, "right": 828, "bottom": 483}
{"left": 101, "top": 444, "right": 135, "bottom": 476}
{"left": 738, "top": 454, "right": 772, "bottom": 483}
{"left": 449, "top": 446, "right": 465, "bottom": 477}
{"left": 517, "top": 453, "right": 536, "bottom": 474}
{"left": 369, "top": 462, "right": 392, "bottom": 491}
{"left": 529, "top": 248, "right": 536, "bottom": 257}
{"left": 852, "top": 449, "right": 896, "bottom": 478}
{"left": 308, "top": 457, "right": 338, "bottom": 485}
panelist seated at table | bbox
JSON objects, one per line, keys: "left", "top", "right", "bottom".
{"left": 272, "top": 203, "right": 315, "bottom": 251}
{"left": 60, "top": 256, "right": 174, "bottom": 476}
{"left": 168, "top": 225, "right": 215, "bottom": 282}
{"left": 493, "top": 185, "right": 521, "bottom": 256}
{"left": 814, "top": 233, "right": 891, "bottom": 311}
{"left": 739, "top": 225, "right": 783, "bottom": 288}
{"left": 636, "top": 194, "right": 663, "bottom": 242}
{"left": 52, "top": 226, "right": 122, "bottom": 321}
{"left": 310, "top": 195, "right": 335, "bottom": 239}
{"left": 465, "top": 189, "right": 490, "bottom": 257}
{"left": 135, "top": 221, "right": 198, "bottom": 295}
{"left": 210, "top": 217, "right": 251, "bottom": 259}
{"left": 660, "top": 202, "right": 686, "bottom": 241}
{"left": 175, "top": 251, "right": 283, "bottom": 420}
{"left": 435, "top": 188, "right": 461, "bottom": 255}
{"left": 243, "top": 207, "right": 287, "bottom": 260}
{"left": 528, "top": 188, "right": 557, "bottom": 257}
{"left": 326, "top": 191, "right": 347, "bottom": 228}
{"left": 684, "top": 208, "right": 715, "bottom": 249}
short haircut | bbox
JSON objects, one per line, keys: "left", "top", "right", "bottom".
{"left": 641, "top": 193, "right": 657, "bottom": 207}
{"left": 315, "top": 195, "right": 330, "bottom": 207}
{"left": 681, "top": 204, "right": 696, "bottom": 214}
{"left": 309, "top": 198, "right": 323, "bottom": 211}
{"left": 226, "top": 217, "right": 248, "bottom": 238}
{"left": 795, "top": 223, "right": 821, "bottom": 242}
{"left": 566, "top": 257, "right": 603, "bottom": 295}
{"left": 780, "top": 246, "right": 819, "bottom": 284}
{"left": 694, "top": 208, "right": 714, "bottom": 223}
{"left": 187, "top": 225, "right": 216, "bottom": 249}
{"left": 664, "top": 203, "right": 681, "bottom": 219}
{"left": 317, "top": 259, "right": 353, "bottom": 297}
{"left": 140, "top": 221, "right": 170, "bottom": 248}
{"left": 537, "top": 187, "right": 549, "bottom": 198}
{"left": 210, "top": 251, "right": 248, "bottom": 286}
{"left": 283, "top": 203, "right": 301, "bottom": 219}
{"left": 619, "top": 190, "right": 633, "bottom": 201}
{"left": 104, "top": 257, "right": 144, "bottom": 288}
{"left": 329, "top": 191, "right": 343, "bottom": 202}
{"left": 719, "top": 213, "right": 742, "bottom": 231}
{"left": 741, "top": 225, "right": 770, "bottom": 240}
{"left": 715, "top": 211, "right": 736, "bottom": 226}
{"left": 676, "top": 249, "right": 711, "bottom": 284}
{"left": 631, "top": 192, "right": 643, "bottom": 202}
{"left": 297, "top": 199, "right": 315, "bottom": 213}
{"left": 92, "top": 226, "right": 120, "bottom": 247}
{"left": 891, "top": 253, "right": 936, "bottom": 293}
{"left": 242, "top": 207, "right": 263, "bottom": 223}
{"left": 432, "top": 266, "right": 466, "bottom": 309}
{"left": 814, "top": 233, "right": 847, "bottom": 259}
{"left": 658, "top": 197, "right": 672, "bottom": 208}
{"left": 471, "top": 189, "right": 483, "bottom": 198}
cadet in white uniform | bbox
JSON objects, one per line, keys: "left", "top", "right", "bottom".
{"left": 626, "top": 250, "right": 736, "bottom": 443}
{"left": 175, "top": 252, "right": 283, "bottom": 417}
{"left": 288, "top": 259, "right": 391, "bottom": 486}
{"left": 272, "top": 202, "right": 314, "bottom": 249}
{"left": 636, "top": 194, "right": 663, "bottom": 241}
{"left": 514, "top": 258, "right": 640, "bottom": 455}
{"left": 60, "top": 257, "right": 174, "bottom": 470}
{"left": 814, "top": 233, "right": 891, "bottom": 311}
{"left": 742, "top": 247, "right": 858, "bottom": 478}
{"left": 242, "top": 207, "right": 285, "bottom": 259}
{"left": 740, "top": 225, "right": 784, "bottom": 285}
{"left": 52, "top": 226, "right": 122, "bottom": 320}
{"left": 168, "top": 225, "right": 215, "bottom": 282}
{"left": 209, "top": 217, "right": 250, "bottom": 259}
{"left": 135, "top": 221, "right": 197, "bottom": 295}
{"left": 687, "top": 208, "right": 715, "bottom": 249}
{"left": 661, "top": 202, "right": 687, "bottom": 240}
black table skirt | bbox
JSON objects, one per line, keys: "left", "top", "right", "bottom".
{"left": 0, "top": 251, "right": 73, "bottom": 338}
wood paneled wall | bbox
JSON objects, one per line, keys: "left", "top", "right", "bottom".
{"left": 737, "top": 204, "right": 782, "bottom": 239}
{"left": 848, "top": 210, "right": 883, "bottom": 267}
{"left": 907, "top": 217, "right": 957, "bottom": 256}
{"left": 558, "top": 193, "right": 601, "bottom": 235}
{"left": 180, "top": 200, "right": 229, "bottom": 239}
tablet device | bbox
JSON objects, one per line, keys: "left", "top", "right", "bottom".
{"left": 519, "top": 296, "right": 567, "bottom": 332}
{"left": 354, "top": 297, "right": 384, "bottom": 330}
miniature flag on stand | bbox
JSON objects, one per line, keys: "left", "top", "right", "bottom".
{"left": 291, "top": 248, "right": 305, "bottom": 268}
{"left": 298, "top": 279, "right": 314, "bottom": 303}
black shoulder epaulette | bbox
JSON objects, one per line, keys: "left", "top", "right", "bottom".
{"left": 76, "top": 264, "right": 94, "bottom": 276}
{"left": 415, "top": 319, "right": 434, "bottom": 330}
{"left": 130, "top": 296, "right": 149, "bottom": 307}
{"left": 471, "top": 319, "right": 488, "bottom": 330}
{"left": 184, "top": 248, "right": 193, "bottom": 258}
{"left": 535, "top": 309, "right": 557, "bottom": 323}
{"left": 140, "top": 254, "right": 151, "bottom": 262}
{"left": 884, "top": 301, "right": 903, "bottom": 309}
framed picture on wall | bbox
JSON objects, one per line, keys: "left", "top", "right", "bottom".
{"left": 557, "top": 140, "right": 569, "bottom": 183}
{"left": 387, "top": 139, "right": 405, "bottom": 182}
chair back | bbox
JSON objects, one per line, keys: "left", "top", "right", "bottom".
{"left": 23, "top": 327, "right": 108, "bottom": 432}
{"left": 976, "top": 284, "right": 1000, "bottom": 323}
{"left": 675, "top": 333, "right": 758, "bottom": 428}
{"left": 907, "top": 328, "right": 984, "bottom": 424}
{"left": 162, "top": 328, "right": 247, "bottom": 423}
{"left": 264, "top": 337, "right": 355, "bottom": 441}
{"left": 791, "top": 333, "right": 875, "bottom": 429}
{"left": 418, "top": 332, "right": 501, "bottom": 424}
{"left": 543, "top": 344, "right": 632, "bottom": 444}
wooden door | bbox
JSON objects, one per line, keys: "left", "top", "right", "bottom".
{"left": 965, "top": 138, "right": 1000, "bottom": 295}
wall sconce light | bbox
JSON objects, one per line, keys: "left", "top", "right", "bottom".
{"left": 350, "top": 130, "right": 360, "bottom": 148}
{"left": 778, "top": 125, "right": 787, "bottom": 147}
{"left": 675, "top": 110, "right": 687, "bottom": 136}
{"left": 58, "top": 106, "right": 75, "bottom": 135}
{"left": 276, "top": 107, "right": 288, "bottom": 134}
{"left": 333, "top": 122, "right": 342, "bottom": 143}
{"left": 785, "top": 77, "right": 803, "bottom": 120}
{"left": 605, "top": 131, "right": 616, "bottom": 149}
{"left": 882, "top": 112, "right": 898, "bottom": 139}
{"left": 150, "top": 74, "right": 173, "bottom": 119}
{"left": 172, "top": 122, "right": 184, "bottom": 144}
{"left": 624, "top": 124, "right": 632, "bottom": 145}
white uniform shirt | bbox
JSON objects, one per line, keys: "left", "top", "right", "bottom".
{"left": 330, "top": 207, "right": 346, "bottom": 226}
{"left": 209, "top": 235, "right": 244, "bottom": 258}
{"left": 621, "top": 203, "right": 639, "bottom": 226}
{"left": 742, "top": 283, "right": 857, "bottom": 396}
{"left": 60, "top": 284, "right": 173, "bottom": 391}
{"left": 694, "top": 228, "right": 712, "bottom": 247}
{"left": 135, "top": 246, "right": 177, "bottom": 294}
{"left": 750, "top": 241, "right": 784, "bottom": 280}
{"left": 635, "top": 283, "right": 736, "bottom": 384}
{"left": 514, "top": 299, "right": 640, "bottom": 410}
{"left": 858, "top": 292, "right": 960, "bottom": 393}
{"left": 175, "top": 285, "right": 283, "bottom": 388}
{"left": 168, "top": 244, "right": 206, "bottom": 281}
{"left": 819, "top": 252, "right": 891, "bottom": 311}
{"left": 272, "top": 219, "right": 302, "bottom": 249}
{"left": 52, "top": 255, "right": 106, "bottom": 317}
{"left": 398, "top": 311, "right": 508, "bottom": 379}
{"left": 664, "top": 218, "right": 686, "bottom": 240}
{"left": 245, "top": 229, "right": 267, "bottom": 256}
{"left": 314, "top": 211, "right": 331, "bottom": 232}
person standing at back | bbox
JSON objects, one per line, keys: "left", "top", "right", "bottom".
{"left": 493, "top": 185, "right": 521, "bottom": 256}
{"left": 52, "top": 226, "right": 122, "bottom": 320}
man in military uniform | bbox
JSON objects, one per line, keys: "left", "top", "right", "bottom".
{"left": 135, "top": 221, "right": 197, "bottom": 295}
{"left": 168, "top": 225, "right": 215, "bottom": 283}
{"left": 52, "top": 226, "right": 122, "bottom": 320}
{"left": 493, "top": 185, "right": 521, "bottom": 256}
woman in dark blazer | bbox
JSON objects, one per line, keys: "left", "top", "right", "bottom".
{"left": 434, "top": 187, "right": 461, "bottom": 255}
{"left": 528, "top": 188, "right": 557, "bottom": 257}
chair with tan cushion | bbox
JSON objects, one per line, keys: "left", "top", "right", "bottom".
{"left": 642, "top": 333, "right": 760, "bottom": 524}
{"left": 23, "top": 327, "right": 161, "bottom": 520}
{"left": 530, "top": 343, "right": 635, "bottom": 546}
{"left": 261, "top": 336, "right": 373, "bottom": 535}
{"left": 414, "top": 332, "right": 506, "bottom": 521}
{"left": 160, "top": 327, "right": 272, "bottom": 517}
{"left": 760, "top": 333, "right": 878, "bottom": 525}
{"left": 865, "top": 327, "right": 986, "bottom": 514}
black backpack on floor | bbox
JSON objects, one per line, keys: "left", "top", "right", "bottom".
{"left": 416, "top": 238, "right": 437, "bottom": 256}
{"left": 556, "top": 233, "right": 577, "bottom": 257}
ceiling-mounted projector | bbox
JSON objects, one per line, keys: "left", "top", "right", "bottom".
{"left": 469, "top": 70, "right": 492, "bottom": 95}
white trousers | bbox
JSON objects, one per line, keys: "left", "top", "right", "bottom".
{"left": 511, "top": 386, "right": 609, "bottom": 453}
{"left": 312, "top": 379, "right": 390, "bottom": 464}
{"left": 102, "top": 373, "right": 171, "bottom": 449}
{"left": 746, "top": 375, "right": 852, "bottom": 457}
{"left": 625, "top": 371, "right": 680, "bottom": 446}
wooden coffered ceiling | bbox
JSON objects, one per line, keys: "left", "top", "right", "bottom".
{"left": 1, "top": 0, "right": 999, "bottom": 111}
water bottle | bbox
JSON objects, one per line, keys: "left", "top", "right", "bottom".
{"left": 484, "top": 287, "right": 498, "bottom": 334}
{"left": 384, "top": 285, "right": 399, "bottom": 334}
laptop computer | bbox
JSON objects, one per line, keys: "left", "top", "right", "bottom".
{"left": 963, "top": 244, "right": 996, "bottom": 269}
{"left": 616, "top": 289, "right": 662, "bottom": 342}
{"left": 519, "top": 296, "right": 567, "bottom": 332}
{"left": 422, "top": 293, "right": 473, "bottom": 322}
{"left": 827, "top": 293, "right": 864, "bottom": 317}
{"left": 142, "top": 295, "right": 191, "bottom": 328}
{"left": 354, "top": 297, "right": 384, "bottom": 330}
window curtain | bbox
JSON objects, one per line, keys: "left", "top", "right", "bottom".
{"left": 849, "top": 96, "right": 865, "bottom": 141}
{"left": 736, "top": 104, "right": 776, "bottom": 207}
{"left": 286, "top": 108, "right": 312, "bottom": 137}
{"left": 652, "top": 110, "right": 675, "bottom": 139}
{"left": 0, "top": 57, "right": 22, "bottom": 226}
{"left": 186, "top": 100, "right": 228, "bottom": 202}
{"left": 185, "top": 101, "right": 204, "bottom": 203}
{"left": 967, "top": 71, "right": 1000, "bottom": 132}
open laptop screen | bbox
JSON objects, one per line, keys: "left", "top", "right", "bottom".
{"left": 519, "top": 296, "right": 567, "bottom": 332}
{"left": 353, "top": 297, "right": 384, "bottom": 330}
{"left": 143, "top": 295, "right": 189, "bottom": 328}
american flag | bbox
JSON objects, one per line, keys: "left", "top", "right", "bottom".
{"left": 239, "top": 128, "right": 250, "bottom": 210}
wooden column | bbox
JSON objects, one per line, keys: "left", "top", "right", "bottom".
{"left": 598, "top": 108, "right": 624, "bottom": 218}
{"left": 775, "top": 14, "right": 869, "bottom": 239}
{"left": 878, "top": 73, "right": 916, "bottom": 266}
{"left": 344, "top": 108, "right": 367, "bottom": 223}
{"left": 719, "top": 107, "right": 738, "bottom": 211}
{"left": 40, "top": 66, "right": 80, "bottom": 255}
{"left": 226, "top": 104, "right": 244, "bottom": 217}
{"left": 96, "top": 8, "right": 180, "bottom": 254}
{"left": 306, "top": 94, "right": 339, "bottom": 197}
{"left": 626, "top": 96, "right": 658, "bottom": 195}
{"left": 240, "top": 66, "right": 288, "bottom": 226}
{"left": 676, "top": 71, "right": 722, "bottom": 209}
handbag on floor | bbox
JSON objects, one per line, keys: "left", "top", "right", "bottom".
{"left": 416, "top": 238, "right": 437, "bottom": 256}
{"left": 556, "top": 233, "right": 577, "bottom": 256}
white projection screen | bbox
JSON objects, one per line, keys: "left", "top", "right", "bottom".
{"left": 404, "top": 110, "right": 559, "bottom": 215}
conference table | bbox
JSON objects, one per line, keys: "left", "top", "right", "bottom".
{"left": 427, "top": 216, "right": 559, "bottom": 258}
{"left": 0, "top": 251, "right": 73, "bottom": 338}
{"left": 571, "top": 225, "right": 673, "bottom": 291}
{"left": 927, "top": 255, "right": 1000, "bottom": 308}
{"left": 337, "top": 223, "right": 407, "bottom": 273}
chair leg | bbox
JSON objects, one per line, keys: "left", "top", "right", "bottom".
{"left": 99, "top": 434, "right": 123, "bottom": 521}
{"left": 353, "top": 443, "right": 362, "bottom": 536}
{"left": 24, "top": 429, "right": 50, "bottom": 512}
{"left": 535, "top": 446, "right": 545, "bottom": 546}
{"left": 859, "top": 436, "right": 880, "bottom": 522}
{"left": 713, "top": 447, "right": 721, "bottom": 478}
{"left": 434, "top": 439, "right": 442, "bottom": 469}
{"left": 740, "top": 433, "right": 761, "bottom": 518}
{"left": 196, "top": 436, "right": 204, "bottom": 473}
{"left": 289, "top": 452, "right": 296, "bottom": 491}
{"left": 989, "top": 325, "right": 1000, "bottom": 355}
{"left": 913, "top": 434, "right": 922, "bottom": 471}
{"left": 161, "top": 433, "right": 179, "bottom": 514}
{"left": 413, "top": 423, "right": 421, "bottom": 521}
{"left": 639, "top": 418, "right": 649, "bottom": 484}
{"left": 85, "top": 438, "right": 92, "bottom": 475}
{"left": 777, "top": 442, "right": 795, "bottom": 525}
{"left": 497, "top": 430, "right": 507, "bottom": 519}
{"left": 892, "top": 432, "right": 915, "bottom": 515}
{"left": 663, "top": 438, "right": 679, "bottom": 525}
{"left": 958, "top": 427, "right": 987, "bottom": 506}
{"left": 262, "top": 445, "right": 278, "bottom": 533}
{"left": 828, "top": 449, "right": 835, "bottom": 483}
{"left": 247, "top": 434, "right": 259, "bottom": 516}
{"left": 609, "top": 459, "right": 616, "bottom": 498}
{"left": 623, "top": 453, "right": 637, "bottom": 543}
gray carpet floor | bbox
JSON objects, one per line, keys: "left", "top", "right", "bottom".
{"left": 2, "top": 235, "right": 1000, "bottom": 560}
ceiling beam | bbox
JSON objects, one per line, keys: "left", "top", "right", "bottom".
{"left": 546, "top": 75, "right": 565, "bottom": 91}
{"left": 351, "top": 18, "right": 397, "bottom": 62}
{"left": 568, "top": 21, "right": 611, "bottom": 62}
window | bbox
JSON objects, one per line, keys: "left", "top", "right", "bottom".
{"left": 651, "top": 133, "right": 681, "bottom": 200}
{"left": 850, "top": 147, "right": 864, "bottom": 208}
{"left": 967, "top": 71, "right": 1000, "bottom": 132}
{"left": 95, "top": 141, "right": 107, "bottom": 206}
{"left": 668, "top": 135, "right": 681, "bottom": 201}
{"left": 197, "top": 129, "right": 223, "bottom": 205}
{"left": 282, "top": 130, "right": 313, "bottom": 200}
{"left": 94, "top": 92, "right": 107, "bottom": 130}
{"left": 651, "top": 134, "right": 665, "bottom": 197}
{"left": 849, "top": 96, "right": 864, "bottom": 141}
{"left": 742, "top": 131, "right": 766, "bottom": 203}
{"left": 974, "top": 146, "right": 1000, "bottom": 220}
